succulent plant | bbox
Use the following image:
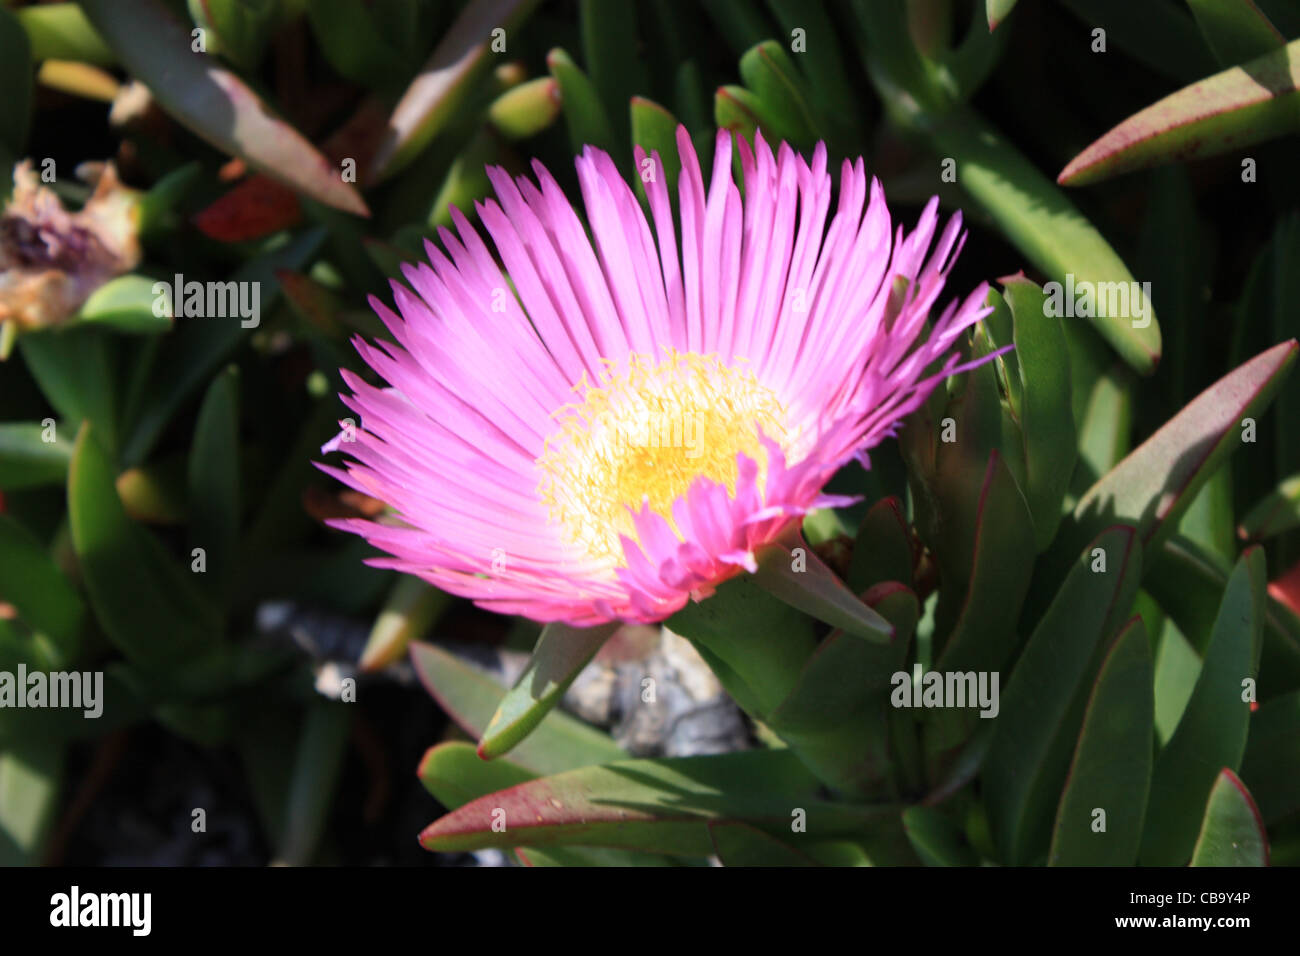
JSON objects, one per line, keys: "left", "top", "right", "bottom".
{"left": 1, "top": 0, "right": 1299, "bottom": 871}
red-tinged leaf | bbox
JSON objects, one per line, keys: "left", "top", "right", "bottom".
{"left": 79, "top": 0, "right": 367, "bottom": 217}
{"left": 986, "top": 0, "right": 1019, "bottom": 31}
{"left": 418, "top": 750, "right": 889, "bottom": 856}
{"left": 752, "top": 530, "right": 894, "bottom": 644}
{"left": 1059, "top": 38, "right": 1300, "bottom": 186}
{"left": 1064, "top": 340, "right": 1298, "bottom": 562}
{"left": 368, "top": 0, "right": 540, "bottom": 182}
{"left": 193, "top": 174, "right": 302, "bottom": 242}
{"left": 1271, "top": 556, "right": 1300, "bottom": 618}
{"left": 1189, "top": 769, "right": 1269, "bottom": 866}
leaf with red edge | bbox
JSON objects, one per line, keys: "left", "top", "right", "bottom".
{"left": 1059, "top": 38, "right": 1300, "bottom": 186}
{"left": 1059, "top": 340, "right": 1298, "bottom": 568}
{"left": 79, "top": 0, "right": 367, "bottom": 217}
{"left": 419, "top": 750, "right": 890, "bottom": 856}
{"left": 1190, "top": 769, "right": 1269, "bottom": 866}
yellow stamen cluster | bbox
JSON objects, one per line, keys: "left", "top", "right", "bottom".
{"left": 537, "top": 350, "right": 793, "bottom": 569}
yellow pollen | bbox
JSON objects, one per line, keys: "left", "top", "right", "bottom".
{"left": 536, "top": 350, "right": 793, "bottom": 569}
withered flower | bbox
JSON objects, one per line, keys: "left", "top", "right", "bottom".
{"left": 0, "top": 161, "right": 141, "bottom": 336}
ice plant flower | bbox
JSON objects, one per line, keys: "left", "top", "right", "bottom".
{"left": 323, "top": 128, "right": 993, "bottom": 626}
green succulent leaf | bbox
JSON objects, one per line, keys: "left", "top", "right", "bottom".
{"left": 0, "top": 6, "right": 33, "bottom": 157}
{"left": 903, "top": 805, "right": 979, "bottom": 866}
{"left": 0, "top": 516, "right": 84, "bottom": 667}
{"left": 997, "top": 276, "right": 1077, "bottom": 550}
{"left": 1147, "top": 535, "right": 1300, "bottom": 699}
{"left": 737, "top": 40, "right": 818, "bottom": 146}
{"left": 18, "top": 329, "right": 119, "bottom": 457}
{"left": 367, "top": 0, "right": 538, "bottom": 181}
{"left": 630, "top": 96, "right": 683, "bottom": 200}
{"left": 1186, "top": 0, "right": 1284, "bottom": 68}
{"left": 0, "top": 739, "right": 64, "bottom": 866}
{"left": 668, "top": 569, "right": 817, "bottom": 719}
{"left": 708, "top": 820, "right": 820, "bottom": 866}
{"left": 984, "top": 526, "right": 1143, "bottom": 865}
{"left": 1061, "top": 340, "right": 1298, "bottom": 568}
{"left": 417, "top": 740, "right": 535, "bottom": 810}
{"left": 305, "top": 0, "right": 409, "bottom": 90}
{"left": 274, "top": 701, "right": 351, "bottom": 866}
{"left": 409, "top": 641, "right": 625, "bottom": 775}
{"left": 1240, "top": 473, "right": 1300, "bottom": 540}
{"left": 15, "top": 3, "right": 114, "bottom": 65}
{"left": 846, "top": 496, "right": 913, "bottom": 593}
{"left": 419, "top": 750, "right": 890, "bottom": 855}
{"left": 767, "top": 583, "right": 917, "bottom": 798}
{"left": 120, "top": 228, "right": 327, "bottom": 467}
{"left": 985, "top": 0, "right": 1019, "bottom": 32}
{"left": 80, "top": 0, "right": 366, "bottom": 217}
{"left": 187, "top": 366, "right": 240, "bottom": 604}
{"left": 752, "top": 532, "right": 894, "bottom": 644}
{"left": 1189, "top": 769, "right": 1269, "bottom": 866}
{"left": 714, "top": 85, "right": 763, "bottom": 141}
{"left": 579, "top": 0, "right": 648, "bottom": 148}
{"left": 549, "top": 47, "right": 619, "bottom": 160}
{"left": 68, "top": 423, "right": 223, "bottom": 673}
{"left": 1059, "top": 38, "right": 1300, "bottom": 187}
{"left": 1048, "top": 616, "right": 1153, "bottom": 866}
{"left": 187, "top": 0, "right": 280, "bottom": 73}
{"left": 72, "top": 275, "right": 173, "bottom": 335}
{"left": 923, "top": 108, "right": 1161, "bottom": 374}
{"left": 358, "top": 578, "right": 450, "bottom": 672}
{"left": 477, "top": 620, "right": 618, "bottom": 760}
{"left": 1140, "top": 548, "right": 1264, "bottom": 866}
{"left": 1240, "top": 689, "right": 1300, "bottom": 824}
{"left": 0, "top": 422, "right": 72, "bottom": 491}
{"left": 488, "top": 76, "right": 561, "bottom": 140}
{"left": 932, "top": 451, "right": 1035, "bottom": 674}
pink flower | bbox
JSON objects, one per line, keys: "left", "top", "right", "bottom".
{"left": 322, "top": 127, "right": 992, "bottom": 626}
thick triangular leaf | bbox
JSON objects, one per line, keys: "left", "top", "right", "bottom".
{"left": 1063, "top": 341, "right": 1297, "bottom": 564}
{"left": 753, "top": 532, "right": 894, "bottom": 644}
{"left": 80, "top": 0, "right": 367, "bottom": 216}
{"left": 984, "top": 526, "right": 1143, "bottom": 864}
{"left": 409, "top": 641, "right": 625, "bottom": 775}
{"left": 1141, "top": 548, "right": 1264, "bottom": 865}
{"left": 1059, "top": 38, "right": 1300, "bottom": 186}
{"left": 1189, "top": 770, "right": 1269, "bottom": 866}
{"left": 419, "top": 750, "right": 890, "bottom": 855}
{"left": 1048, "top": 616, "right": 1154, "bottom": 865}
{"left": 1240, "top": 689, "right": 1300, "bottom": 824}
{"left": 902, "top": 806, "right": 979, "bottom": 866}
{"left": 68, "top": 423, "right": 223, "bottom": 673}
{"left": 708, "top": 821, "right": 820, "bottom": 866}
{"left": 478, "top": 621, "right": 618, "bottom": 760}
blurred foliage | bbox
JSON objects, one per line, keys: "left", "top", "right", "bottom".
{"left": 1, "top": 0, "right": 1299, "bottom": 866}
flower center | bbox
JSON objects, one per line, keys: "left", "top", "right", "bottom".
{"left": 537, "top": 350, "right": 792, "bottom": 569}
